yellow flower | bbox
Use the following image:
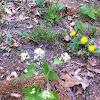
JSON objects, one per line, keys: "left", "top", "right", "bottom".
{"left": 88, "top": 45, "right": 95, "bottom": 52}
{"left": 81, "top": 37, "right": 87, "bottom": 44}
{"left": 70, "top": 32, "right": 76, "bottom": 36}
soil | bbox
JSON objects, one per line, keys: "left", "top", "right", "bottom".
{"left": 0, "top": 0, "right": 100, "bottom": 100}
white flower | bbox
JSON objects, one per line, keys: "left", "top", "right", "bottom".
{"left": 59, "top": 52, "right": 71, "bottom": 63}
{"left": 26, "top": 61, "right": 30, "bottom": 65}
{"left": 30, "top": 88, "right": 36, "bottom": 94}
{"left": 37, "top": 61, "right": 41, "bottom": 66}
{"left": 24, "top": 69, "right": 28, "bottom": 73}
{"left": 42, "top": 90, "right": 51, "bottom": 99}
{"left": 20, "top": 52, "right": 30, "bottom": 61}
{"left": 34, "top": 48, "right": 45, "bottom": 60}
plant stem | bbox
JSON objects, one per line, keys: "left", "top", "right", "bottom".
{"left": 46, "top": 77, "right": 51, "bottom": 93}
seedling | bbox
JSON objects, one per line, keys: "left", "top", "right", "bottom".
{"left": 36, "top": 0, "right": 64, "bottom": 25}
{"left": 15, "top": 49, "right": 60, "bottom": 100}
{"left": 7, "top": 33, "right": 12, "bottom": 44}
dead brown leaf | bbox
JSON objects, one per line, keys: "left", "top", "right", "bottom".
{"left": 88, "top": 56, "right": 99, "bottom": 66}
{"left": 64, "top": 34, "right": 71, "bottom": 42}
{"left": 59, "top": 73, "right": 89, "bottom": 90}
{"left": 30, "top": 9, "right": 40, "bottom": 17}
{"left": 33, "top": 18, "right": 39, "bottom": 24}
{"left": 87, "top": 67, "right": 100, "bottom": 74}
{"left": 64, "top": 6, "right": 77, "bottom": 16}
{"left": 11, "top": 93, "right": 21, "bottom": 98}
{"left": 69, "top": 26, "right": 75, "bottom": 32}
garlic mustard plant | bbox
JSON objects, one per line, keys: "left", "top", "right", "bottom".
{"left": 20, "top": 52, "right": 30, "bottom": 61}
{"left": 15, "top": 56, "right": 60, "bottom": 100}
{"left": 34, "top": 48, "right": 45, "bottom": 60}
{"left": 42, "top": 90, "right": 51, "bottom": 99}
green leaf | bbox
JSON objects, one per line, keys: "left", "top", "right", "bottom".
{"left": 77, "top": 41, "right": 82, "bottom": 44}
{"left": 80, "top": 7, "right": 96, "bottom": 20}
{"left": 93, "top": 48, "right": 100, "bottom": 53}
{"left": 40, "top": 60, "right": 50, "bottom": 75}
{"left": 21, "top": 85, "right": 42, "bottom": 100}
{"left": 7, "top": 33, "right": 12, "bottom": 40}
{"left": 35, "top": 0, "right": 44, "bottom": 7}
{"left": 35, "top": 85, "right": 42, "bottom": 94}
{"left": 25, "top": 68, "right": 35, "bottom": 77}
{"left": 14, "top": 75, "right": 25, "bottom": 81}
{"left": 69, "top": 42, "right": 77, "bottom": 49}
{"left": 6, "top": 0, "right": 12, "bottom": 2}
{"left": 17, "top": 32, "right": 29, "bottom": 37}
{"left": 25, "top": 62, "right": 36, "bottom": 77}
{"left": 58, "top": 4, "right": 64, "bottom": 10}
{"left": 48, "top": 71, "right": 58, "bottom": 80}
{"left": 80, "top": 7, "right": 90, "bottom": 14}
{"left": 51, "top": 92, "right": 58, "bottom": 100}
{"left": 52, "top": 58, "right": 60, "bottom": 66}
{"left": 75, "top": 22, "right": 83, "bottom": 31}
{"left": 88, "top": 12, "right": 96, "bottom": 20}
{"left": 24, "top": 96, "right": 35, "bottom": 100}
{"left": 88, "top": 38, "right": 95, "bottom": 45}
{"left": 21, "top": 86, "right": 33, "bottom": 95}
{"left": 81, "top": 49, "right": 86, "bottom": 55}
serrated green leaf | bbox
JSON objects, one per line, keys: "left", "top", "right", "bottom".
{"left": 25, "top": 62, "right": 36, "bottom": 77}
{"left": 93, "top": 48, "right": 100, "bottom": 53}
{"left": 88, "top": 38, "right": 95, "bottom": 45}
{"left": 25, "top": 68, "right": 35, "bottom": 77}
{"left": 48, "top": 71, "right": 58, "bottom": 80}
{"left": 75, "top": 22, "right": 83, "bottom": 31}
{"left": 14, "top": 75, "right": 25, "bottom": 81}
{"left": 53, "top": 58, "right": 60, "bottom": 66}
{"left": 21, "top": 86, "right": 33, "bottom": 94}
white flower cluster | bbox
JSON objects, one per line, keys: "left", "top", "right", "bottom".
{"left": 59, "top": 52, "right": 71, "bottom": 63}
{"left": 42, "top": 90, "right": 51, "bottom": 99}
{"left": 20, "top": 52, "right": 30, "bottom": 61}
{"left": 34, "top": 48, "right": 45, "bottom": 60}
{"left": 30, "top": 88, "right": 36, "bottom": 94}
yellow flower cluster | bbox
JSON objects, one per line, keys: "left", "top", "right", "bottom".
{"left": 81, "top": 37, "right": 87, "bottom": 44}
{"left": 88, "top": 45, "right": 95, "bottom": 52}
{"left": 69, "top": 34, "right": 95, "bottom": 52}
{"left": 70, "top": 32, "right": 76, "bottom": 36}
{"left": 80, "top": 37, "right": 95, "bottom": 52}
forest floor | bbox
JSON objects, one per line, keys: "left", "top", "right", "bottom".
{"left": 0, "top": 0, "right": 100, "bottom": 100}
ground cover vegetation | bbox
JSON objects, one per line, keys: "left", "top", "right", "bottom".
{"left": 0, "top": 0, "right": 100, "bottom": 100}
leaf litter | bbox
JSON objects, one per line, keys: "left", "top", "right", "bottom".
{"left": 0, "top": 0, "right": 100, "bottom": 100}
